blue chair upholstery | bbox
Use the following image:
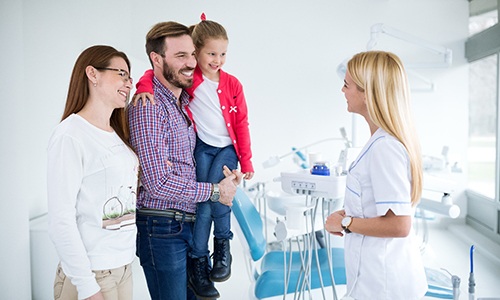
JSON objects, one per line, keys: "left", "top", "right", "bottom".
{"left": 232, "top": 188, "right": 267, "bottom": 262}
{"left": 232, "top": 187, "right": 346, "bottom": 299}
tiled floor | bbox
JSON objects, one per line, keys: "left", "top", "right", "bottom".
{"left": 132, "top": 219, "right": 500, "bottom": 300}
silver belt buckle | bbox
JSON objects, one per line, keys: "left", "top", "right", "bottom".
{"left": 174, "top": 211, "right": 183, "bottom": 222}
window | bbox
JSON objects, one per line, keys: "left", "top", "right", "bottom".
{"left": 468, "top": 54, "right": 498, "bottom": 199}
{"left": 467, "top": 10, "right": 499, "bottom": 200}
{"left": 466, "top": 5, "right": 500, "bottom": 241}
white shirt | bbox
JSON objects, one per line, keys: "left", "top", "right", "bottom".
{"left": 47, "top": 114, "right": 139, "bottom": 299}
{"left": 189, "top": 75, "right": 232, "bottom": 147}
{"left": 343, "top": 128, "right": 427, "bottom": 300}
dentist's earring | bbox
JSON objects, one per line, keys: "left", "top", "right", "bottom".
{"left": 93, "top": 82, "right": 97, "bottom": 87}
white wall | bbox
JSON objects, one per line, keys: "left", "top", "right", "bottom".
{"left": 0, "top": 1, "right": 31, "bottom": 299}
{"left": 0, "top": 0, "right": 469, "bottom": 298}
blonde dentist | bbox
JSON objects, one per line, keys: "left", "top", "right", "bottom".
{"left": 325, "top": 51, "right": 427, "bottom": 299}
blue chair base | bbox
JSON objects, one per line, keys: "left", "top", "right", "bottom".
{"left": 255, "top": 248, "right": 346, "bottom": 299}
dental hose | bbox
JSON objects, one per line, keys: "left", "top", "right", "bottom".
{"left": 469, "top": 245, "right": 476, "bottom": 300}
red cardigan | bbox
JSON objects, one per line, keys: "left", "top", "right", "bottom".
{"left": 135, "top": 67, "right": 254, "bottom": 173}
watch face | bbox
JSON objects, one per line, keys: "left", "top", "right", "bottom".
{"left": 342, "top": 217, "right": 351, "bottom": 228}
{"left": 211, "top": 192, "right": 220, "bottom": 202}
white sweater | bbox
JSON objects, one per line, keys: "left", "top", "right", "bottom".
{"left": 47, "top": 114, "right": 139, "bottom": 299}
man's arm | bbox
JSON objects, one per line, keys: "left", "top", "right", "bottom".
{"left": 127, "top": 102, "right": 211, "bottom": 204}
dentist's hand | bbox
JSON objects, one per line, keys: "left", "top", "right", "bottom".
{"left": 325, "top": 209, "right": 346, "bottom": 237}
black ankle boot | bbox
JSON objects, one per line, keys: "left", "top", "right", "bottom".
{"left": 210, "top": 238, "right": 232, "bottom": 282}
{"left": 188, "top": 256, "right": 220, "bottom": 299}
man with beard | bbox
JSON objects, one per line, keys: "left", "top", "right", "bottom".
{"left": 127, "top": 21, "right": 243, "bottom": 300}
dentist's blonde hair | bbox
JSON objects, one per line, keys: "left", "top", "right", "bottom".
{"left": 347, "top": 51, "right": 422, "bottom": 206}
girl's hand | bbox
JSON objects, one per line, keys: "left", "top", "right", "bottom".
{"left": 243, "top": 172, "right": 254, "bottom": 180}
{"left": 223, "top": 166, "right": 243, "bottom": 186}
{"left": 131, "top": 92, "right": 155, "bottom": 106}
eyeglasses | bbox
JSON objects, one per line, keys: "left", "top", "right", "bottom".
{"left": 95, "top": 67, "right": 132, "bottom": 82}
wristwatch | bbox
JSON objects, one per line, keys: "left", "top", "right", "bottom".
{"left": 341, "top": 216, "right": 353, "bottom": 233}
{"left": 210, "top": 183, "right": 220, "bottom": 202}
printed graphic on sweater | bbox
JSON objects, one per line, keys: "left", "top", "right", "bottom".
{"left": 102, "top": 185, "right": 136, "bottom": 230}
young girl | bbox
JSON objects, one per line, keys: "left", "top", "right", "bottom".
{"left": 134, "top": 14, "right": 254, "bottom": 299}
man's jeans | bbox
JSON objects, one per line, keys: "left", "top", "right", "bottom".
{"left": 191, "top": 137, "right": 238, "bottom": 259}
{"left": 136, "top": 212, "right": 196, "bottom": 300}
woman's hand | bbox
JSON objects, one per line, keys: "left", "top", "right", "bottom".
{"left": 325, "top": 209, "right": 346, "bottom": 237}
{"left": 85, "top": 291, "right": 104, "bottom": 300}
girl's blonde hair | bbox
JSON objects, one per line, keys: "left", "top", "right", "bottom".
{"left": 189, "top": 17, "right": 228, "bottom": 50}
{"left": 347, "top": 51, "right": 422, "bottom": 206}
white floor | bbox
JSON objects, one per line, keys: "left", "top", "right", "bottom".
{"left": 132, "top": 220, "right": 500, "bottom": 300}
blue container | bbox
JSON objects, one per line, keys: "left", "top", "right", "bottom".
{"left": 311, "top": 163, "right": 330, "bottom": 176}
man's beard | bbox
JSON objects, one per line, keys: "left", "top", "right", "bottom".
{"left": 162, "top": 60, "right": 194, "bottom": 89}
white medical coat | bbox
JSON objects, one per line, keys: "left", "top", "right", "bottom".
{"left": 343, "top": 128, "right": 427, "bottom": 300}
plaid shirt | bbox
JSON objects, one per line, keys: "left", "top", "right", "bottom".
{"left": 128, "top": 76, "right": 211, "bottom": 213}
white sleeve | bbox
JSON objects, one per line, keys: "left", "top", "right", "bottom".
{"left": 369, "top": 138, "right": 413, "bottom": 216}
{"left": 47, "top": 133, "right": 100, "bottom": 299}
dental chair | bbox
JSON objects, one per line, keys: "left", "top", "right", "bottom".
{"left": 233, "top": 187, "right": 456, "bottom": 299}
{"left": 232, "top": 187, "right": 347, "bottom": 299}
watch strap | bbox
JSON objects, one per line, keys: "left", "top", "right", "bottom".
{"left": 210, "top": 183, "right": 220, "bottom": 202}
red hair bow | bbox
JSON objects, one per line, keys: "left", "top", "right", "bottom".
{"left": 200, "top": 13, "right": 206, "bottom": 21}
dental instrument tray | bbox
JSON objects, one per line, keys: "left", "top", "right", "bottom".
{"left": 280, "top": 169, "right": 346, "bottom": 199}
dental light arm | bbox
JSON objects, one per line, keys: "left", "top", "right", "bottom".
{"left": 337, "top": 23, "right": 453, "bottom": 93}
{"left": 367, "top": 23, "right": 452, "bottom": 68}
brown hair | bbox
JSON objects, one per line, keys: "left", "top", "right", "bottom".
{"left": 61, "top": 45, "right": 132, "bottom": 149}
{"left": 145, "top": 21, "right": 191, "bottom": 66}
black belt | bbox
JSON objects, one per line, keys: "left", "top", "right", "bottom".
{"left": 137, "top": 208, "right": 196, "bottom": 222}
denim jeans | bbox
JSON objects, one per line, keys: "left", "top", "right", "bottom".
{"left": 191, "top": 137, "right": 238, "bottom": 259}
{"left": 136, "top": 212, "right": 197, "bottom": 300}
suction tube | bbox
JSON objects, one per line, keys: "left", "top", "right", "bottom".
{"left": 469, "top": 245, "right": 476, "bottom": 300}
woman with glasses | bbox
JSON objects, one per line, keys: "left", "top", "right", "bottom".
{"left": 47, "top": 45, "right": 138, "bottom": 300}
